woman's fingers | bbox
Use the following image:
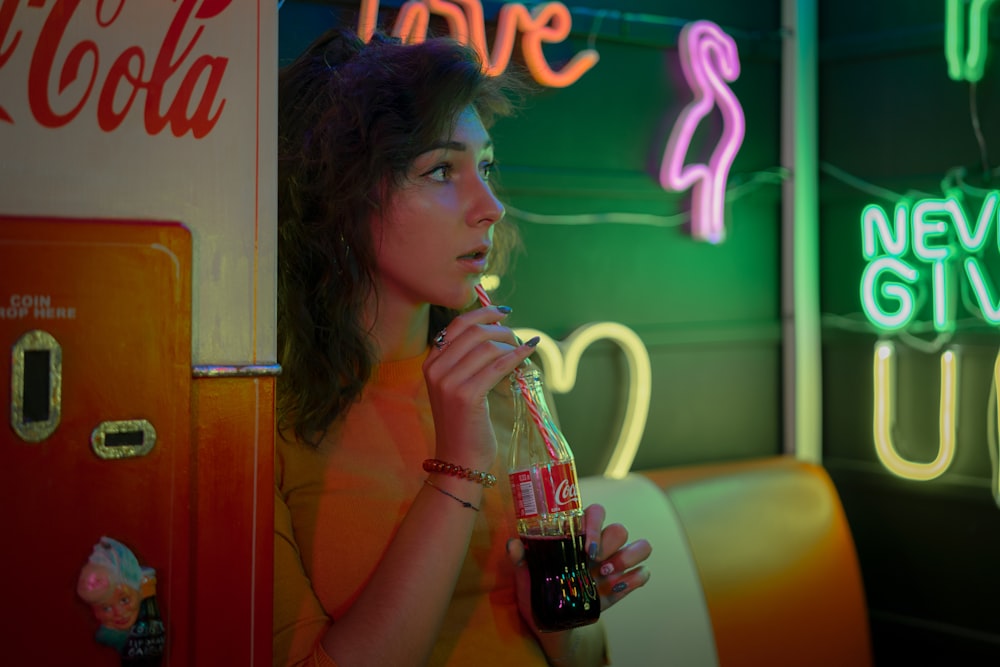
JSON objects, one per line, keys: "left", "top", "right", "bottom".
{"left": 583, "top": 504, "right": 606, "bottom": 561}
{"left": 426, "top": 335, "right": 536, "bottom": 402}
{"left": 423, "top": 306, "right": 534, "bottom": 396}
{"left": 581, "top": 503, "right": 654, "bottom": 612}
{"left": 600, "top": 564, "right": 651, "bottom": 609}
{"left": 506, "top": 537, "right": 526, "bottom": 567}
{"left": 430, "top": 305, "right": 519, "bottom": 352}
{"left": 423, "top": 305, "right": 537, "bottom": 465}
{"left": 597, "top": 537, "right": 651, "bottom": 579}
{"left": 597, "top": 523, "right": 628, "bottom": 560}
{"left": 595, "top": 536, "right": 652, "bottom": 611}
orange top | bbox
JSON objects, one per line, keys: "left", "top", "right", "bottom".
{"left": 273, "top": 352, "right": 547, "bottom": 666}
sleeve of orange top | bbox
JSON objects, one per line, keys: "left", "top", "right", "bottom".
{"left": 273, "top": 485, "right": 341, "bottom": 667}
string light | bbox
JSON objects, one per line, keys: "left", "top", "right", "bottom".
{"left": 504, "top": 167, "right": 787, "bottom": 229}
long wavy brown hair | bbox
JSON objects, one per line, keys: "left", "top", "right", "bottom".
{"left": 277, "top": 27, "right": 525, "bottom": 447}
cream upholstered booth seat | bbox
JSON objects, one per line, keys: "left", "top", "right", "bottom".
{"left": 579, "top": 473, "right": 719, "bottom": 666}
{"left": 580, "top": 456, "right": 872, "bottom": 667}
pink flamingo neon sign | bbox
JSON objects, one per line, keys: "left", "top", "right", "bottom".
{"left": 659, "top": 21, "right": 745, "bottom": 244}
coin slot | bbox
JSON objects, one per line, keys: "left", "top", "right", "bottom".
{"left": 11, "top": 330, "right": 62, "bottom": 442}
{"left": 22, "top": 350, "right": 51, "bottom": 423}
{"left": 104, "top": 429, "right": 145, "bottom": 448}
{"left": 91, "top": 419, "right": 156, "bottom": 459}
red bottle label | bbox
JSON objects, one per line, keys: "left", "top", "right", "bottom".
{"left": 508, "top": 462, "right": 581, "bottom": 519}
{"left": 542, "top": 461, "right": 580, "bottom": 514}
{"left": 509, "top": 469, "right": 538, "bottom": 518}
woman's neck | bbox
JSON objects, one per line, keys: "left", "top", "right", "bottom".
{"left": 366, "top": 300, "right": 431, "bottom": 363}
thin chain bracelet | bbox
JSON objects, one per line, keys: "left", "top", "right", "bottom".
{"left": 424, "top": 479, "right": 480, "bottom": 511}
{"left": 422, "top": 458, "right": 497, "bottom": 488}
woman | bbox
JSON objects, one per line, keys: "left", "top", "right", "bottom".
{"left": 274, "top": 26, "right": 651, "bottom": 667}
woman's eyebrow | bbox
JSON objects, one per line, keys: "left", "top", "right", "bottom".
{"left": 423, "top": 138, "right": 494, "bottom": 153}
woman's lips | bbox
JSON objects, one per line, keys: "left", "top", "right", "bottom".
{"left": 457, "top": 247, "right": 489, "bottom": 271}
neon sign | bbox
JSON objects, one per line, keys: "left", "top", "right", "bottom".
{"left": 356, "top": 0, "right": 599, "bottom": 88}
{"left": 944, "top": 0, "right": 998, "bottom": 82}
{"left": 873, "top": 341, "right": 958, "bottom": 481}
{"left": 860, "top": 194, "right": 1000, "bottom": 332}
{"left": 861, "top": 196, "right": 1000, "bottom": 483}
{"left": 659, "top": 20, "right": 745, "bottom": 244}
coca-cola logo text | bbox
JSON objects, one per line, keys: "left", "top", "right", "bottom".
{"left": 0, "top": 0, "right": 232, "bottom": 138}
{"left": 554, "top": 478, "right": 577, "bottom": 507}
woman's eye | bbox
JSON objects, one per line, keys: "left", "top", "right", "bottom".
{"left": 480, "top": 161, "right": 495, "bottom": 180}
{"left": 426, "top": 164, "right": 451, "bottom": 181}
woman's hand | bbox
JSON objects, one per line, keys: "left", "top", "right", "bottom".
{"left": 579, "top": 504, "right": 652, "bottom": 610}
{"left": 422, "top": 305, "right": 536, "bottom": 469}
{"left": 506, "top": 504, "right": 652, "bottom": 665}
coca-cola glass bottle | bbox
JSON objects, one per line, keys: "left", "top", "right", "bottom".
{"left": 507, "top": 362, "right": 600, "bottom": 632}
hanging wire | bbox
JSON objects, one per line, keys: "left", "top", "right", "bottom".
{"left": 505, "top": 166, "right": 787, "bottom": 228}
{"left": 586, "top": 8, "right": 610, "bottom": 52}
{"left": 988, "top": 376, "right": 1000, "bottom": 508}
{"left": 507, "top": 204, "right": 688, "bottom": 228}
{"left": 969, "top": 81, "right": 992, "bottom": 183}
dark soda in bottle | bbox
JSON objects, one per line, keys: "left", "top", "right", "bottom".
{"left": 508, "top": 363, "right": 600, "bottom": 632}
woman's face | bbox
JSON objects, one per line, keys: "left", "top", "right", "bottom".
{"left": 372, "top": 105, "right": 505, "bottom": 311}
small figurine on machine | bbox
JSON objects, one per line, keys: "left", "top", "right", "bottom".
{"left": 77, "top": 536, "right": 165, "bottom": 665}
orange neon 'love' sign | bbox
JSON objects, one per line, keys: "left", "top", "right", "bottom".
{"left": 357, "top": 0, "right": 599, "bottom": 87}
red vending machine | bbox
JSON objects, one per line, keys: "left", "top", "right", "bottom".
{"left": 0, "top": 2, "right": 276, "bottom": 664}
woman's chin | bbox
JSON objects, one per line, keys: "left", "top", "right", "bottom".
{"left": 436, "top": 287, "right": 480, "bottom": 311}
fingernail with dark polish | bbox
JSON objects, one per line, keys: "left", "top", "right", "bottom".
{"left": 588, "top": 542, "right": 598, "bottom": 561}
{"left": 612, "top": 582, "right": 628, "bottom": 594}
{"left": 525, "top": 336, "right": 540, "bottom": 347}
{"left": 496, "top": 305, "right": 512, "bottom": 314}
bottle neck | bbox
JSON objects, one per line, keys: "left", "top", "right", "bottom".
{"left": 514, "top": 367, "right": 546, "bottom": 406}
{"left": 511, "top": 367, "right": 571, "bottom": 463}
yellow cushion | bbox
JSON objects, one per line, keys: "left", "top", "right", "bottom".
{"left": 643, "top": 457, "right": 872, "bottom": 667}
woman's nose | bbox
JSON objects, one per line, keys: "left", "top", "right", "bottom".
{"left": 468, "top": 179, "right": 505, "bottom": 227}
{"left": 466, "top": 166, "right": 506, "bottom": 226}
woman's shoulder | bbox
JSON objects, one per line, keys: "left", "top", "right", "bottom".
{"left": 275, "top": 424, "right": 342, "bottom": 489}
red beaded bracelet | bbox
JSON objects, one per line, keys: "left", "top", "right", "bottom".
{"left": 422, "top": 458, "right": 497, "bottom": 488}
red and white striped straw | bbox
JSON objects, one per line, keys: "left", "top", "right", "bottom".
{"left": 518, "top": 380, "right": 559, "bottom": 460}
{"left": 475, "top": 283, "right": 558, "bottom": 460}
{"left": 474, "top": 283, "right": 491, "bottom": 308}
